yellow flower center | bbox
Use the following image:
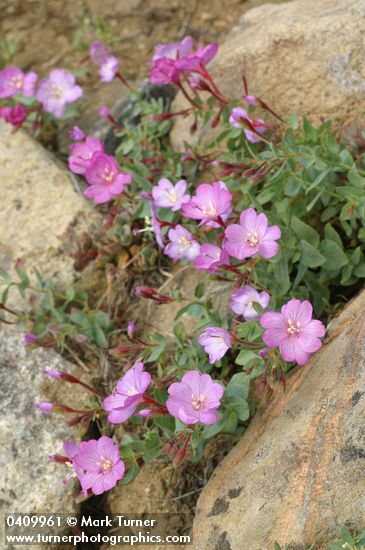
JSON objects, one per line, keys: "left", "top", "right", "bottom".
{"left": 287, "top": 318, "right": 301, "bottom": 335}
{"left": 51, "top": 84, "right": 64, "bottom": 98}
{"left": 192, "top": 394, "right": 206, "bottom": 411}
{"left": 246, "top": 232, "right": 259, "bottom": 247}
{"left": 166, "top": 189, "right": 178, "bottom": 203}
{"left": 11, "top": 75, "right": 23, "bottom": 89}
{"left": 201, "top": 202, "right": 217, "bottom": 217}
{"left": 178, "top": 236, "right": 191, "bottom": 249}
{"left": 97, "top": 456, "right": 113, "bottom": 472}
{"left": 103, "top": 168, "right": 115, "bottom": 184}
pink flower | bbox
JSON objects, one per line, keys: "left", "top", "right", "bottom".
{"left": 151, "top": 37, "right": 193, "bottom": 84}
{"left": 151, "top": 203, "right": 165, "bottom": 249}
{"left": 229, "top": 107, "right": 266, "bottom": 143}
{"left": 0, "top": 104, "right": 27, "bottom": 127}
{"left": 44, "top": 369, "right": 63, "bottom": 380}
{"left": 182, "top": 181, "right": 232, "bottom": 225}
{"left": 23, "top": 332, "right": 37, "bottom": 346}
{"left": 73, "top": 436, "right": 125, "bottom": 496}
{"left": 150, "top": 58, "right": 179, "bottom": 85}
{"left": 36, "top": 69, "right": 82, "bottom": 117}
{"left": 195, "top": 243, "right": 228, "bottom": 273}
{"left": 84, "top": 153, "right": 132, "bottom": 204}
{"left": 153, "top": 36, "right": 194, "bottom": 62}
{"left": 103, "top": 362, "right": 151, "bottom": 424}
{"left": 98, "top": 56, "right": 119, "bottom": 83}
{"left": 69, "top": 126, "right": 85, "bottom": 141}
{"left": 150, "top": 37, "right": 218, "bottom": 85}
{"left": 164, "top": 225, "right": 200, "bottom": 261}
{"left": 244, "top": 95, "right": 257, "bottom": 106}
{"left": 260, "top": 299, "right": 326, "bottom": 365}
{"left": 166, "top": 370, "right": 223, "bottom": 425}
{"left": 69, "top": 136, "right": 104, "bottom": 174}
{"left": 0, "top": 66, "right": 37, "bottom": 98}
{"left": 68, "top": 136, "right": 104, "bottom": 174}
{"left": 99, "top": 106, "right": 110, "bottom": 118}
{"left": 177, "top": 43, "right": 218, "bottom": 72}
{"left": 127, "top": 320, "right": 136, "bottom": 339}
{"left": 152, "top": 178, "right": 190, "bottom": 211}
{"left": 89, "top": 41, "right": 110, "bottom": 65}
{"left": 198, "top": 326, "right": 231, "bottom": 363}
{"left": 36, "top": 402, "right": 53, "bottom": 414}
{"left": 231, "top": 285, "right": 270, "bottom": 320}
{"left": 224, "top": 208, "right": 281, "bottom": 260}
{"left": 63, "top": 441, "right": 85, "bottom": 480}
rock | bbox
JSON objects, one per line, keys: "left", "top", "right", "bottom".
{"left": 101, "top": 461, "right": 193, "bottom": 550}
{"left": 192, "top": 289, "right": 365, "bottom": 549}
{"left": 0, "top": 121, "right": 99, "bottom": 307}
{"left": 0, "top": 328, "right": 84, "bottom": 550}
{"left": 171, "top": 0, "right": 365, "bottom": 151}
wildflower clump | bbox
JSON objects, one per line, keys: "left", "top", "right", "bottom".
{"left": 10, "top": 30, "right": 365, "bottom": 499}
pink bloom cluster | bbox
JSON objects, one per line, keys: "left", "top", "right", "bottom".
{"left": 64, "top": 436, "right": 125, "bottom": 496}
{"left": 150, "top": 36, "right": 218, "bottom": 85}
{"left": 103, "top": 362, "right": 151, "bottom": 423}
{"left": 229, "top": 107, "right": 266, "bottom": 143}
{"left": 88, "top": 41, "right": 119, "bottom": 82}
{"left": 0, "top": 66, "right": 83, "bottom": 122}
{"left": 0, "top": 104, "right": 27, "bottom": 127}
{"left": 0, "top": 67, "right": 37, "bottom": 98}
{"left": 68, "top": 135, "right": 132, "bottom": 204}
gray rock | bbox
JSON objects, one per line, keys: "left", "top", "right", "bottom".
{"left": 0, "top": 121, "right": 99, "bottom": 308}
{"left": 171, "top": 0, "right": 365, "bottom": 151}
{"left": 0, "top": 328, "right": 80, "bottom": 549}
{"left": 193, "top": 289, "right": 365, "bottom": 549}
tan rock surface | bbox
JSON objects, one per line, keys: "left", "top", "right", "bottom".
{"left": 0, "top": 121, "right": 99, "bottom": 307}
{"left": 171, "top": 0, "right": 365, "bottom": 151}
{"left": 192, "top": 289, "right": 365, "bottom": 549}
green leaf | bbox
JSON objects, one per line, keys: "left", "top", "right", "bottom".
{"left": 324, "top": 224, "right": 343, "bottom": 247}
{"left": 320, "top": 239, "right": 349, "bottom": 270}
{"left": 146, "top": 334, "right": 166, "bottom": 362}
{"left": 347, "top": 164, "right": 365, "bottom": 187}
{"left": 0, "top": 268, "right": 12, "bottom": 286}
{"left": 226, "top": 372, "right": 251, "bottom": 400}
{"left": 225, "top": 395, "right": 250, "bottom": 421}
{"left": 300, "top": 240, "right": 326, "bottom": 268}
{"left": 354, "top": 263, "right": 365, "bottom": 277}
{"left": 92, "top": 323, "right": 108, "bottom": 348}
{"left": 235, "top": 350, "right": 259, "bottom": 370}
{"left": 194, "top": 282, "right": 205, "bottom": 299}
{"left": 173, "top": 323, "right": 186, "bottom": 346}
{"left": 121, "top": 463, "right": 139, "bottom": 485}
{"left": 154, "top": 415, "right": 175, "bottom": 439}
{"left": 273, "top": 253, "right": 291, "bottom": 293}
{"left": 305, "top": 167, "right": 331, "bottom": 193}
{"left": 224, "top": 410, "right": 238, "bottom": 433}
{"left": 291, "top": 217, "right": 319, "bottom": 247}
{"left": 202, "top": 418, "right": 225, "bottom": 439}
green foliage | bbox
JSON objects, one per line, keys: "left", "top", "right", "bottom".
{"left": 0, "top": 266, "right": 113, "bottom": 349}
{"left": 0, "top": 33, "right": 20, "bottom": 67}
{"left": 274, "top": 528, "right": 365, "bottom": 549}
{"left": 212, "top": 113, "right": 365, "bottom": 314}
